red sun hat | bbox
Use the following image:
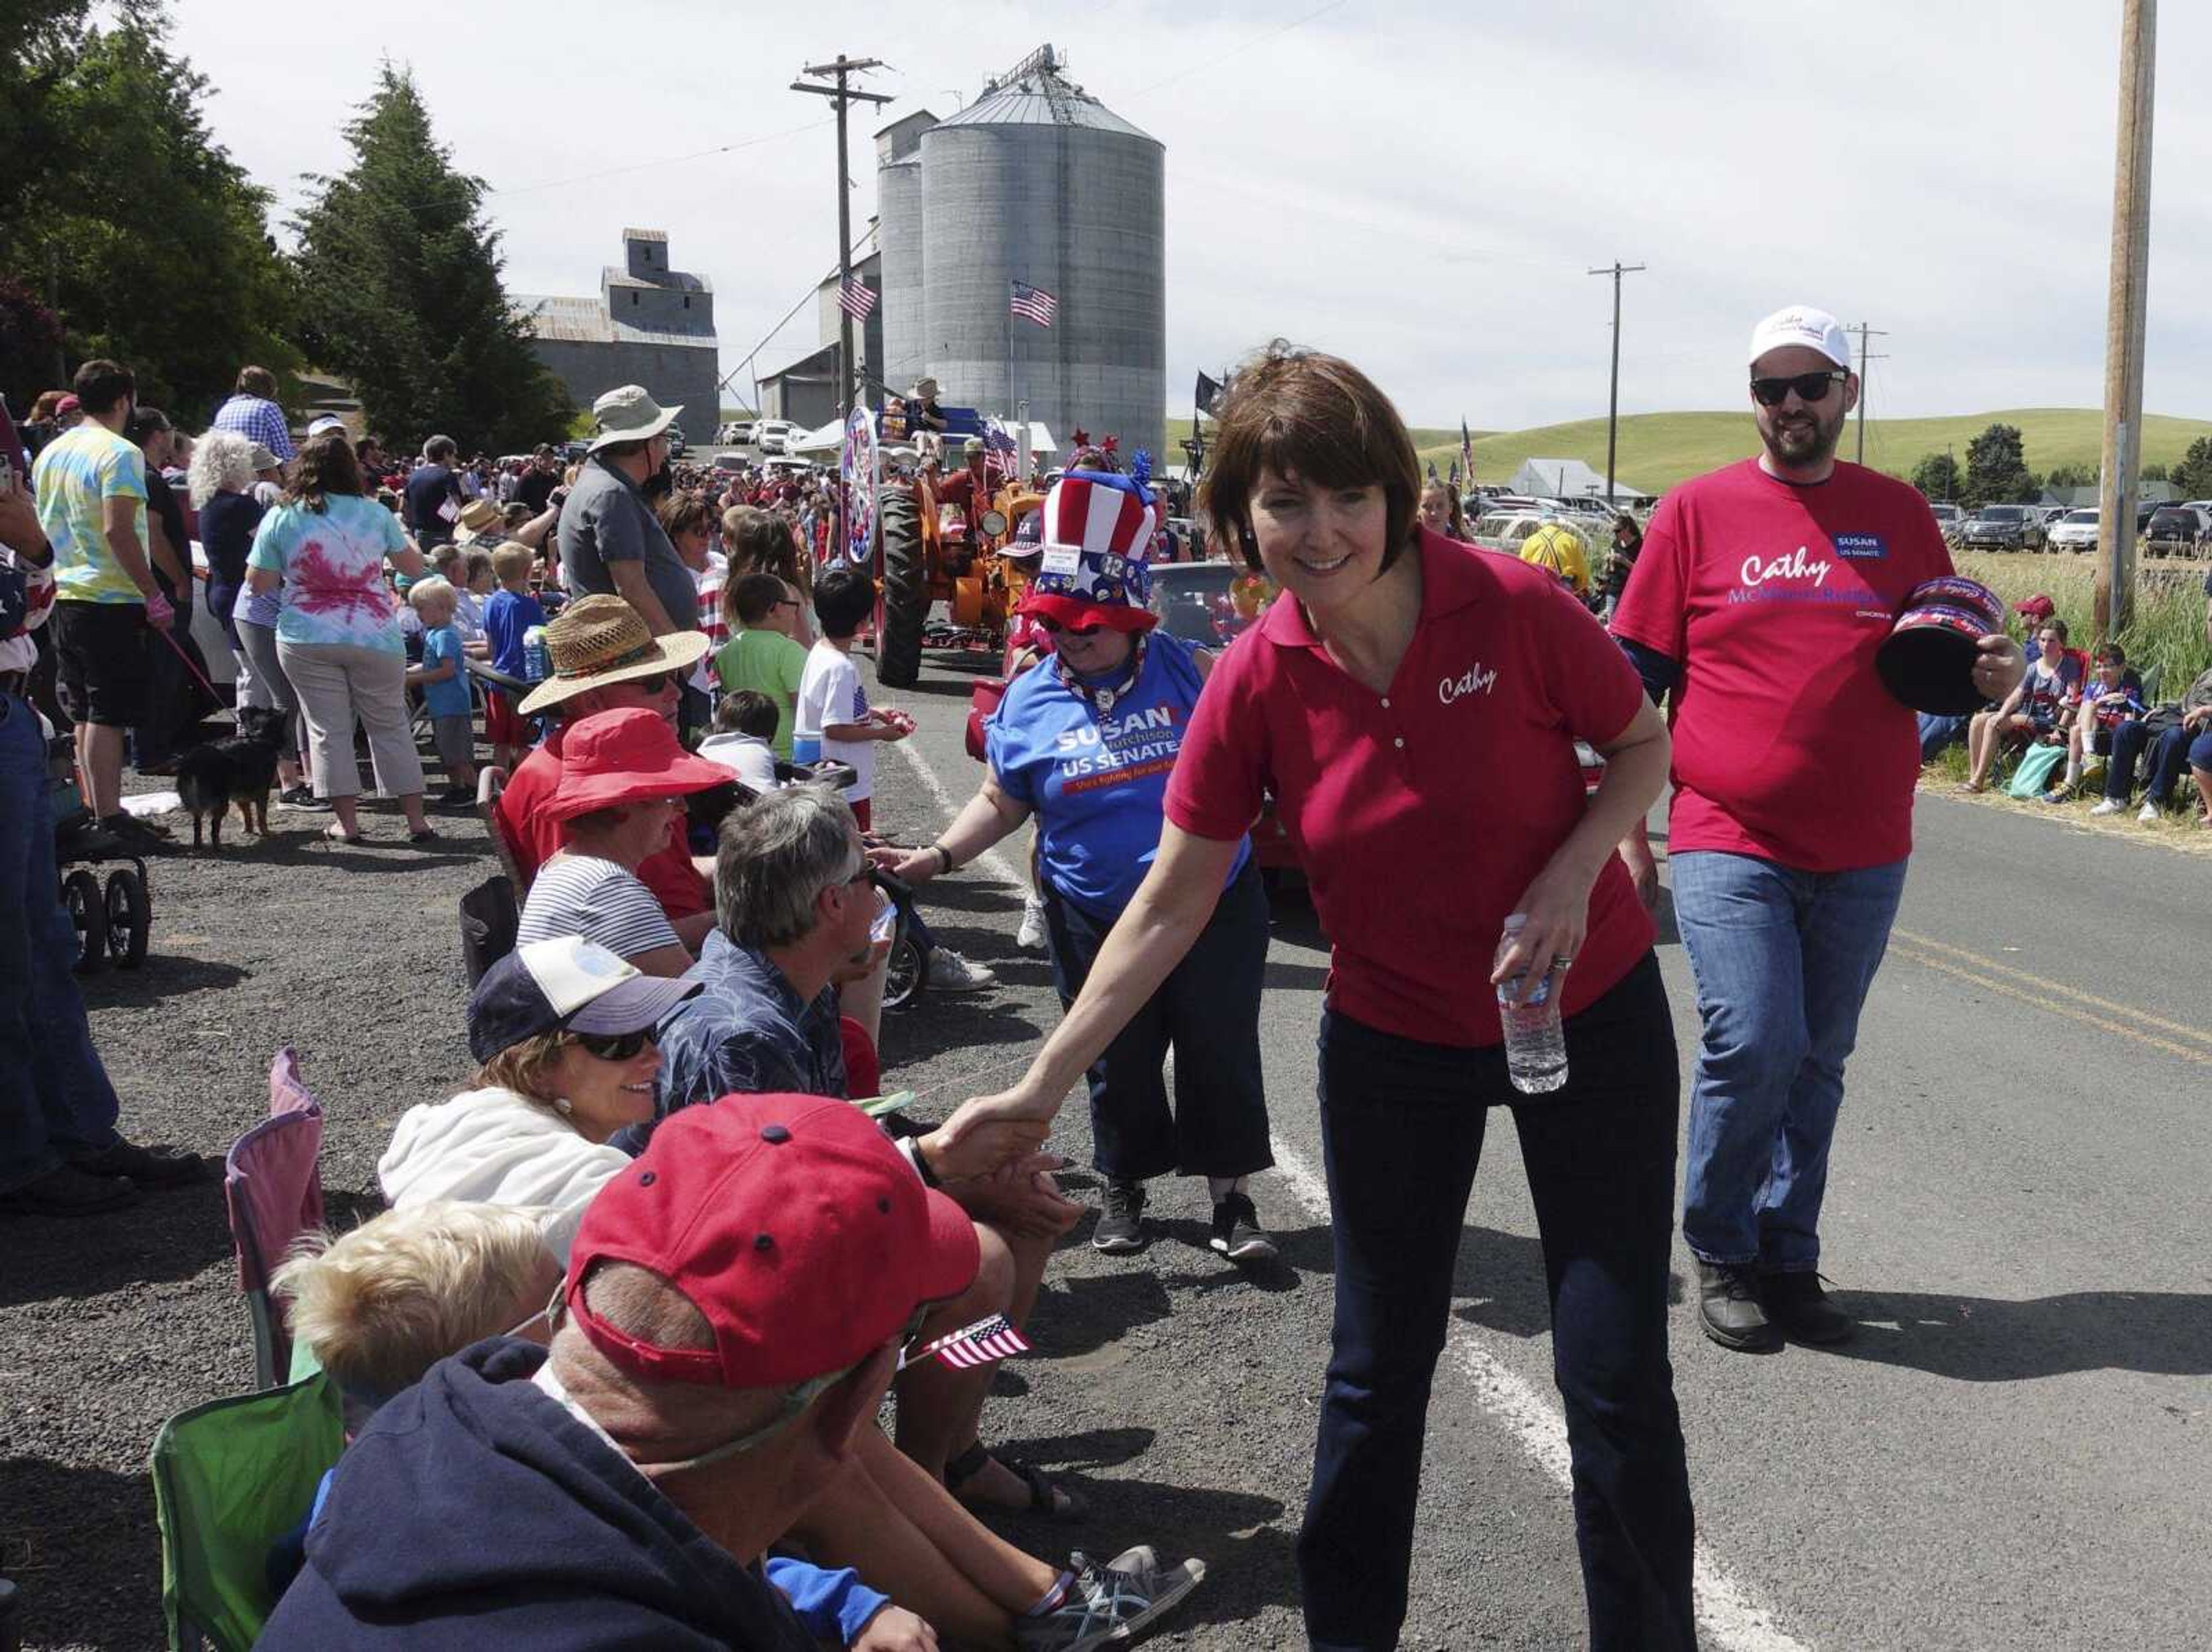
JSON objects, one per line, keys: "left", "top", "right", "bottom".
{"left": 563, "top": 1093, "right": 980, "bottom": 1389}
{"left": 546, "top": 706, "right": 737, "bottom": 821}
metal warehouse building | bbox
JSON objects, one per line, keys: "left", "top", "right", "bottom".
{"left": 877, "top": 46, "right": 1165, "bottom": 463}
{"left": 516, "top": 229, "right": 721, "bottom": 439}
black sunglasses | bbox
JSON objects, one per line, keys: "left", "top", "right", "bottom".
{"left": 574, "top": 1028, "right": 656, "bottom": 1062}
{"left": 1750, "top": 370, "right": 1848, "bottom": 407}
{"left": 624, "top": 671, "right": 675, "bottom": 695}
{"left": 1036, "top": 616, "right": 1105, "bottom": 638}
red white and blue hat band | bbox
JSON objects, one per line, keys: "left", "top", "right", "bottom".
{"left": 1019, "top": 470, "right": 1157, "bottom": 624}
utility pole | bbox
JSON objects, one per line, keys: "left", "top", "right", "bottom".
{"left": 1849, "top": 321, "right": 1889, "bottom": 465}
{"left": 2096, "top": 0, "right": 2156, "bottom": 638}
{"left": 792, "top": 55, "right": 892, "bottom": 422}
{"left": 1586, "top": 262, "right": 1644, "bottom": 505}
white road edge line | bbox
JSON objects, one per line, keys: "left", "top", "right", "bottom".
{"left": 885, "top": 734, "right": 1812, "bottom": 1652}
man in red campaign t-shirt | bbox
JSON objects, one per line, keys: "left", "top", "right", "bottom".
{"left": 1612, "top": 304, "right": 2024, "bottom": 1355}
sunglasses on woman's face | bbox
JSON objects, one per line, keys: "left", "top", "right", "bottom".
{"left": 1749, "top": 370, "right": 1849, "bottom": 407}
{"left": 624, "top": 672, "right": 674, "bottom": 695}
{"left": 1035, "top": 617, "right": 1105, "bottom": 638}
{"left": 575, "top": 1028, "right": 656, "bottom": 1062}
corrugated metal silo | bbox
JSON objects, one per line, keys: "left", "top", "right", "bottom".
{"left": 877, "top": 156, "right": 928, "bottom": 395}
{"left": 918, "top": 47, "right": 1165, "bottom": 461}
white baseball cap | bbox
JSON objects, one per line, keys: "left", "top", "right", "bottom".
{"left": 1748, "top": 306, "right": 1851, "bottom": 370}
{"left": 306, "top": 415, "right": 347, "bottom": 438}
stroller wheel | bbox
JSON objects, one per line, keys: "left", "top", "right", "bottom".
{"left": 63, "top": 870, "right": 108, "bottom": 973}
{"left": 882, "top": 933, "right": 926, "bottom": 1012}
{"left": 104, "top": 867, "right": 151, "bottom": 968}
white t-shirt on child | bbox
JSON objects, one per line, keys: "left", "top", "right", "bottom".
{"left": 796, "top": 639, "right": 874, "bottom": 802}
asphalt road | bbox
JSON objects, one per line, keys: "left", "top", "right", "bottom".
{"left": 861, "top": 645, "right": 2212, "bottom": 1652}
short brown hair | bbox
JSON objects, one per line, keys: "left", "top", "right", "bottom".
{"left": 730, "top": 571, "right": 790, "bottom": 627}
{"left": 236, "top": 365, "right": 278, "bottom": 399}
{"left": 657, "top": 491, "right": 713, "bottom": 541}
{"left": 722, "top": 506, "right": 797, "bottom": 583}
{"left": 284, "top": 430, "right": 363, "bottom": 514}
{"left": 1199, "top": 342, "right": 1422, "bottom": 575}
{"left": 72, "top": 358, "right": 136, "bottom": 419}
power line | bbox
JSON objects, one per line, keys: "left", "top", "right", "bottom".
{"left": 1123, "top": 0, "right": 1347, "bottom": 100}
{"left": 1849, "top": 321, "right": 1889, "bottom": 465}
{"left": 483, "top": 118, "right": 834, "bottom": 198}
{"left": 1587, "top": 260, "right": 1645, "bottom": 503}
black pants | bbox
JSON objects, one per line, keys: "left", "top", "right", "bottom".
{"left": 1042, "top": 862, "right": 1273, "bottom": 1183}
{"left": 1301, "top": 951, "right": 1696, "bottom": 1651}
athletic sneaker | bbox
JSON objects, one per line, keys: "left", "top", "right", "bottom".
{"left": 929, "top": 947, "right": 998, "bottom": 993}
{"left": 1093, "top": 1180, "right": 1147, "bottom": 1254}
{"left": 276, "top": 785, "right": 329, "bottom": 812}
{"left": 2089, "top": 798, "right": 2123, "bottom": 816}
{"left": 1017, "top": 894, "right": 1049, "bottom": 952}
{"left": 2138, "top": 801, "right": 2161, "bottom": 824}
{"left": 1014, "top": 1545, "right": 1207, "bottom": 1652}
{"left": 1209, "top": 1192, "right": 1277, "bottom": 1264}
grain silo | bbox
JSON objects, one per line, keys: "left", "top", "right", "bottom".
{"left": 889, "top": 46, "right": 1164, "bottom": 463}
{"left": 874, "top": 112, "right": 935, "bottom": 397}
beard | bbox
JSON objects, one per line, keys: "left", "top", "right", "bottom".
{"left": 1759, "top": 403, "right": 1845, "bottom": 468}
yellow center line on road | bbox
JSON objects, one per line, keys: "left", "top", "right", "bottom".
{"left": 1888, "top": 938, "right": 2212, "bottom": 1069}
{"left": 1891, "top": 926, "right": 2212, "bottom": 1052}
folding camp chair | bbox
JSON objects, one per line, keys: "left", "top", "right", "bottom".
{"left": 459, "top": 768, "right": 523, "bottom": 986}
{"left": 149, "top": 1369, "right": 344, "bottom": 1652}
{"left": 224, "top": 1050, "right": 326, "bottom": 1390}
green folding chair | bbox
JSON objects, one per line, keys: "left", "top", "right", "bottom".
{"left": 147, "top": 1369, "right": 343, "bottom": 1652}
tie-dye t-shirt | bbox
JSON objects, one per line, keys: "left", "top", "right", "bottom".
{"left": 246, "top": 493, "right": 408, "bottom": 653}
{"left": 32, "top": 423, "right": 149, "bottom": 604}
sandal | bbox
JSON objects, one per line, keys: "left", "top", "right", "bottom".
{"left": 321, "top": 825, "right": 363, "bottom": 845}
{"left": 408, "top": 827, "right": 438, "bottom": 843}
{"left": 945, "top": 1440, "right": 1088, "bottom": 1521}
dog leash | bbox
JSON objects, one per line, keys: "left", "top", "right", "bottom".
{"left": 153, "top": 617, "right": 227, "bottom": 704}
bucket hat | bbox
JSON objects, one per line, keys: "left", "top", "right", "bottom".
{"left": 546, "top": 707, "right": 736, "bottom": 820}
{"left": 588, "top": 384, "right": 682, "bottom": 454}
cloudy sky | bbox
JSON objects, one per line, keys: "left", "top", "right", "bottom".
{"left": 169, "top": 0, "right": 2209, "bottom": 431}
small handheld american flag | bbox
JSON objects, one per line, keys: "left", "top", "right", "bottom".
{"left": 898, "top": 1313, "right": 1033, "bottom": 1372}
{"left": 1010, "top": 280, "right": 1059, "bottom": 328}
{"left": 839, "top": 278, "right": 878, "bottom": 321}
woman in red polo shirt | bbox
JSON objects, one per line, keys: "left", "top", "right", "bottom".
{"left": 945, "top": 346, "right": 1692, "bottom": 1652}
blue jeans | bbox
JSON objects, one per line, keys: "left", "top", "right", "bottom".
{"left": 1675, "top": 851, "right": 1907, "bottom": 1272}
{"left": 0, "top": 691, "right": 122, "bottom": 1193}
{"left": 1917, "top": 711, "right": 1969, "bottom": 762}
{"left": 1043, "top": 864, "right": 1271, "bottom": 1181}
{"left": 2104, "top": 719, "right": 2212, "bottom": 803}
{"left": 1303, "top": 953, "right": 1693, "bottom": 1652}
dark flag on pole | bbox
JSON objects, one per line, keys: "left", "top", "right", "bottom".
{"left": 1460, "top": 418, "right": 1476, "bottom": 488}
{"left": 1425, "top": 459, "right": 1438, "bottom": 483}
{"left": 1195, "top": 372, "right": 1225, "bottom": 416}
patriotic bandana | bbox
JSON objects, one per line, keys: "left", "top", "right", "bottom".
{"left": 1018, "top": 467, "right": 1160, "bottom": 635}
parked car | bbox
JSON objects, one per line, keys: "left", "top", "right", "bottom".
{"left": 1961, "top": 503, "right": 2046, "bottom": 552}
{"left": 2047, "top": 508, "right": 2101, "bottom": 552}
{"left": 1927, "top": 502, "right": 1967, "bottom": 541}
{"left": 2145, "top": 505, "right": 2210, "bottom": 552}
{"left": 752, "top": 419, "right": 801, "bottom": 454}
{"left": 711, "top": 452, "right": 748, "bottom": 473}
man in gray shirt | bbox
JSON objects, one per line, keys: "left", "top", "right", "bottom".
{"left": 557, "top": 386, "right": 697, "bottom": 636}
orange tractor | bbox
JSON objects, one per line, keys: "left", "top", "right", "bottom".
{"left": 873, "top": 470, "right": 1044, "bottom": 688}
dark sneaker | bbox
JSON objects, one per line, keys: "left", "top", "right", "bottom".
{"left": 1014, "top": 1545, "right": 1206, "bottom": 1652}
{"left": 1092, "top": 1179, "right": 1147, "bottom": 1254}
{"left": 1759, "top": 1270, "right": 1855, "bottom": 1344}
{"left": 1696, "top": 1260, "right": 1781, "bottom": 1352}
{"left": 1, "top": 1164, "right": 138, "bottom": 1217}
{"left": 276, "top": 785, "right": 330, "bottom": 812}
{"left": 1209, "top": 1191, "right": 1277, "bottom": 1264}
{"left": 67, "top": 1138, "right": 209, "bottom": 1188}
{"left": 99, "top": 812, "right": 171, "bottom": 846}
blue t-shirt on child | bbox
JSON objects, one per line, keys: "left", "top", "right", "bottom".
{"left": 421, "top": 623, "right": 474, "bottom": 718}
{"left": 481, "top": 587, "right": 544, "bottom": 680}
{"left": 986, "top": 630, "right": 1249, "bottom": 918}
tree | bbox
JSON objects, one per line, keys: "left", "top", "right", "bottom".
{"left": 1910, "top": 450, "right": 1961, "bottom": 502}
{"left": 2140, "top": 463, "right": 2168, "bottom": 483}
{"left": 290, "top": 66, "right": 571, "bottom": 453}
{"left": 2044, "top": 462, "right": 2095, "bottom": 490}
{"left": 2172, "top": 435, "right": 2212, "bottom": 501}
{"left": 1963, "top": 422, "right": 2039, "bottom": 507}
{"left": 0, "top": 8, "right": 298, "bottom": 417}
{"left": 0, "top": 280, "right": 64, "bottom": 402}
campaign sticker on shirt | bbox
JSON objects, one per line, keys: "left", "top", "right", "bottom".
{"left": 1834, "top": 533, "right": 1886, "bottom": 560}
{"left": 1040, "top": 547, "right": 1081, "bottom": 578}
{"left": 437, "top": 497, "right": 460, "bottom": 524}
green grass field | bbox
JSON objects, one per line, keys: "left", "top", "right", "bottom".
{"left": 1168, "top": 410, "right": 2212, "bottom": 495}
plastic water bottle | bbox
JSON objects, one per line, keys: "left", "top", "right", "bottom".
{"left": 522, "top": 625, "right": 550, "bottom": 683}
{"left": 1495, "top": 914, "right": 1568, "bottom": 1094}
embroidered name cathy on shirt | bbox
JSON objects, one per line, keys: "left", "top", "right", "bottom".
{"left": 1440, "top": 662, "right": 1499, "bottom": 703}
{"left": 1727, "top": 545, "right": 1863, "bottom": 607}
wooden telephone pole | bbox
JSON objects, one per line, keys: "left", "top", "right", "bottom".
{"left": 793, "top": 56, "right": 892, "bottom": 422}
{"left": 2096, "top": 0, "right": 2156, "bottom": 638}
{"left": 1587, "top": 261, "right": 1644, "bottom": 505}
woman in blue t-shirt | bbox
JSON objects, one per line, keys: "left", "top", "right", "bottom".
{"left": 888, "top": 469, "right": 1274, "bottom": 1270}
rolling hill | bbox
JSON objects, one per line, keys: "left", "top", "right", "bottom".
{"left": 1167, "top": 410, "right": 2212, "bottom": 495}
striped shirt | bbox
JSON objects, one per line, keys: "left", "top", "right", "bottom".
{"left": 211, "top": 394, "right": 295, "bottom": 461}
{"left": 516, "top": 854, "right": 682, "bottom": 963}
{"left": 32, "top": 423, "right": 148, "bottom": 604}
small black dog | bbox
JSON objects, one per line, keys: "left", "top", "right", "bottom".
{"left": 175, "top": 706, "right": 290, "bottom": 849}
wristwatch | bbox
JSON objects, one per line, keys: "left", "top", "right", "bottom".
{"left": 932, "top": 842, "right": 955, "bottom": 875}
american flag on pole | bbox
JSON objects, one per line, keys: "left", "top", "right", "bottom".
{"left": 1009, "top": 280, "right": 1058, "bottom": 328}
{"left": 839, "top": 278, "right": 878, "bottom": 321}
{"left": 1460, "top": 418, "right": 1476, "bottom": 488}
{"left": 899, "top": 1313, "right": 1033, "bottom": 1372}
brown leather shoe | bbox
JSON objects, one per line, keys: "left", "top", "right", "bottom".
{"left": 1, "top": 1164, "right": 138, "bottom": 1217}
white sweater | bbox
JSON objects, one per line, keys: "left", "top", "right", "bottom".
{"left": 377, "top": 1086, "right": 630, "bottom": 1265}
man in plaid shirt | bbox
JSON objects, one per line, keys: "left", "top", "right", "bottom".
{"left": 210, "top": 365, "right": 294, "bottom": 464}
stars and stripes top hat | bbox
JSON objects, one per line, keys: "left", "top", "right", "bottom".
{"left": 1017, "top": 467, "right": 1161, "bottom": 635}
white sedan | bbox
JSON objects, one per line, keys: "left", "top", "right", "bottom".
{"left": 2047, "top": 509, "right": 2100, "bottom": 553}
